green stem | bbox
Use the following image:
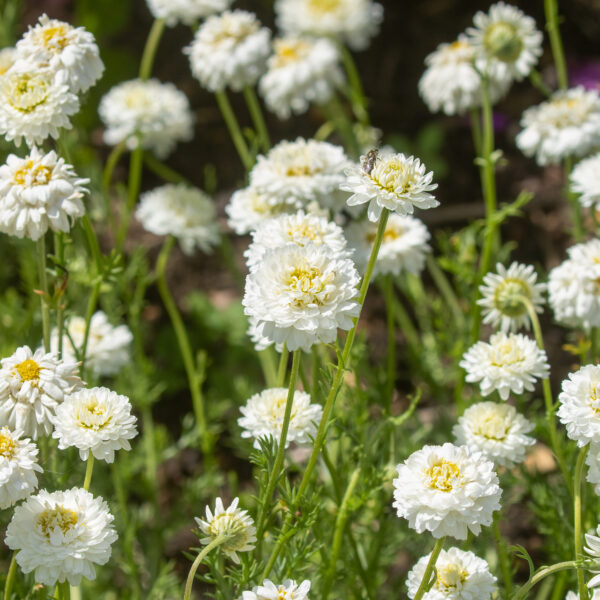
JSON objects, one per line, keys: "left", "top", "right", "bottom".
{"left": 36, "top": 237, "right": 51, "bottom": 353}
{"left": 215, "top": 90, "right": 253, "bottom": 171}
{"left": 513, "top": 561, "right": 584, "bottom": 600}
{"left": 116, "top": 146, "right": 144, "bottom": 253}
{"left": 142, "top": 406, "right": 157, "bottom": 492}
{"left": 565, "top": 156, "right": 584, "bottom": 242}
{"left": 80, "top": 280, "right": 101, "bottom": 374}
{"left": 276, "top": 345, "right": 289, "bottom": 388}
{"left": 258, "top": 348, "right": 278, "bottom": 388}
{"left": 242, "top": 86, "right": 271, "bottom": 152}
{"left": 143, "top": 152, "right": 192, "bottom": 186}
{"left": 470, "top": 109, "right": 482, "bottom": 157}
{"left": 412, "top": 538, "right": 446, "bottom": 600}
{"left": 81, "top": 214, "right": 103, "bottom": 274}
{"left": 83, "top": 454, "right": 95, "bottom": 491}
{"left": 426, "top": 255, "right": 464, "bottom": 330}
{"left": 102, "top": 140, "right": 127, "bottom": 227}
{"left": 338, "top": 43, "right": 370, "bottom": 126}
{"left": 544, "top": 0, "right": 569, "bottom": 90}
{"left": 139, "top": 18, "right": 165, "bottom": 80}
{"left": 320, "top": 95, "right": 360, "bottom": 158}
{"left": 58, "top": 582, "right": 70, "bottom": 600}
{"left": 54, "top": 232, "right": 65, "bottom": 359}
{"left": 382, "top": 275, "right": 396, "bottom": 411}
{"left": 183, "top": 535, "right": 227, "bottom": 600}
{"left": 575, "top": 445, "right": 590, "bottom": 600}
{"left": 529, "top": 68, "right": 553, "bottom": 97}
{"left": 492, "top": 512, "right": 513, "bottom": 597}
{"left": 4, "top": 552, "right": 17, "bottom": 600}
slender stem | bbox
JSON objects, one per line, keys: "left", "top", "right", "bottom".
{"left": 470, "top": 109, "right": 482, "bottom": 157}
{"left": 142, "top": 406, "right": 158, "bottom": 492}
{"left": 258, "top": 348, "right": 278, "bottom": 388}
{"left": 83, "top": 454, "right": 95, "bottom": 491}
{"left": 412, "top": 538, "right": 446, "bottom": 600}
{"left": 529, "top": 68, "right": 553, "bottom": 97}
{"left": 116, "top": 146, "right": 143, "bottom": 253}
{"left": 492, "top": 512, "right": 513, "bottom": 597}
{"left": 391, "top": 291, "right": 421, "bottom": 356}
{"left": 513, "top": 561, "right": 583, "bottom": 600}
{"left": 215, "top": 90, "right": 253, "bottom": 171}
{"left": 4, "top": 552, "right": 17, "bottom": 600}
{"left": 382, "top": 275, "right": 396, "bottom": 411}
{"left": 183, "top": 535, "right": 227, "bottom": 600}
{"left": 426, "top": 255, "right": 464, "bottom": 330}
{"left": 58, "top": 582, "right": 70, "bottom": 600}
{"left": 242, "top": 86, "right": 270, "bottom": 152}
{"left": 102, "top": 140, "right": 127, "bottom": 227}
{"left": 139, "top": 18, "right": 165, "bottom": 80}
{"left": 143, "top": 152, "right": 192, "bottom": 186}
{"left": 36, "top": 237, "right": 51, "bottom": 352}
{"left": 575, "top": 445, "right": 590, "bottom": 600}
{"left": 320, "top": 94, "right": 360, "bottom": 158}
{"left": 544, "top": 0, "right": 568, "bottom": 90}
{"left": 80, "top": 280, "right": 101, "bottom": 374}
{"left": 276, "top": 345, "right": 289, "bottom": 388}
{"left": 81, "top": 214, "right": 103, "bottom": 274}
{"left": 338, "top": 43, "right": 370, "bottom": 126}
{"left": 54, "top": 233, "right": 65, "bottom": 359}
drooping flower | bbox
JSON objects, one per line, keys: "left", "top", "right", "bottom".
{"left": 242, "top": 579, "right": 311, "bottom": 600}
{"left": 136, "top": 184, "right": 220, "bottom": 255}
{"left": 406, "top": 547, "right": 497, "bottom": 600}
{"left": 460, "top": 332, "right": 549, "bottom": 401}
{"left": 0, "top": 148, "right": 88, "bottom": 241}
{"left": 5, "top": 487, "right": 117, "bottom": 586}
{"left": 145, "top": 0, "right": 234, "bottom": 26}
{"left": 393, "top": 443, "right": 501, "bottom": 539}
{"left": 195, "top": 497, "right": 257, "bottom": 564}
{"left": 570, "top": 152, "right": 600, "bottom": 210}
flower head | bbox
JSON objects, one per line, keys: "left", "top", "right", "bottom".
{"left": 570, "top": 152, "right": 600, "bottom": 210}
{"left": 460, "top": 332, "right": 549, "bottom": 401}
{"left": 195, "top": 497, "right": 256, "bottom": 563}
{"left": 146, "top": 0, "right": 234, "bottom": 26}
{"left": 242, "top": 579, "right": 311, "bottom": 600}
{"left": 585, "top": 525, "right": 600, "bottom": 588}
{"left": 393, "top": 443, "right": 501, "bottom": 539}
{"left": 5, "top": 487, "right": 117, "bottom": 586}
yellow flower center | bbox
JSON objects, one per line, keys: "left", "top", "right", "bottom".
{"left": 286, "top": 265, "right": 334, "bottom": 307}
{"left": 210, "top": 17, "right": 259, "bottom": 46}
{"left": 37, "top": 505, "right": 79, "bottom": 539}
{"left": 436, "top": 564, "right": 468, "bottom": 590}
{"left": 0, "top": 433, "right": 16, "bottom": 459}
{"left": 489, "top": 342, "right": 525, "bottom": 367}
{"left": 76, "top": 398, "right": 111, "bottom": 430}
{"left": 273, "top": 40, "right": 311, "bottom": 68}
{"left": 473, "top": 411, "right": 509, "bottom": 441}
{"left": 6, "top": 73, "right": 49, "bottom": 113}
{"left": 124, "top": 89, "right": 152, "bottom": 110}
{"left": 425, "top": 459, "right": 461, "bottom": 492}
{"left": 370, "top": 158, "right": 418, "bottom": 196}
{"left": 307, "top": 0, "right": 342, "bottom": 13}
{"left": 14, "top": 359, "right": 42, "bottom": 383}
{"left": 483, "top": 21, "right": 523, "bottom": 63}
{"left": 493, "top": 278, "right": 530, "bottom": 318}
{"left": 208, "top": 513, "right": 250, "bottom": 551}
{"left": 40, "top": 24, "right": 70, "bottom": 51}
{"left": 13, "top": 160, "right": 52, "bottom": 186}
{"left": 450, "top": 40, "right": 469, "bottom": 51}
{"left": 286, "top": 222, "right": 320, "bottom": 243}
{"left": 589, "top": 384, "right": 600, "bottom": 413}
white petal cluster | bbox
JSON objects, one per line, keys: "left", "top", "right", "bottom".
{"left": 548, "top": 239, "right": 600, "bottom": 329}
{"left": 453, "top": 401, "right": 535, "bottom": 467}
{"left": 250, "top": 138, "right": 352, "bottom": 213}
{"left": 341, "top": 151, "right": 438, "bottom": 222}
{"left": 243, "top": 243, "right": 360, "bottom": 352}
{"left": 406, "top": 547, "right": 497, "bottom": 600}
{"left": 467, "top": 1, "right": 542, "bottom": 85}
{"left": 516, "top": 87, "right": 600, "bottom": 166}
{"left": 565, "top": 591, "right": 600, "bottom": 599}
{"left": 99, "top": 78, "right": 194, "bottom": 158}
{"left": 477, "top": 262, "right": 546, "bottom": 333}
{"left": 52, "top": 387, "right": 137, "bottom": 463}
{"left": 16, "top": 14, "right": 104, "bottom": 93}
{"left": 195, "top": 497, "right": 256, "bottom": 564}
{"left": 584, "top": 446, "right": 600, "bottom": 498}
{"left": 242, "top": 579, "right": 311, "bottom": 600}
{"left": 259, "top": 36, "right": 344, "bottom": 120}
{"left": 585, "top": 526, "right": 600, "bottom": 588}
{"left": 345, "top": 214, "right": 430, "bottom": 277}
{"left": 136, "top": 184, "right": 220, "bottom": 255}
{"left": 0, "top": 66, "right": 78, "bottom": 147}
{"left": 571, "top": 153, "right": 600, "bottom": 210}
{"left": 393, "top": 443, "right": 501, "bottom": 539}
{"left": 0, "top": 346, "right": 83, "bottom": 439}
{"left": 460, "top": 332, "right": 549, "bottom": 401}
{"left": 419, "top": 36, "right": 509, "bottom": 116}
{"left": 245, "top": 210, "right": 350, "bottom": 271}
{"left": 0, "top": 148, "right": 88, "bottom": 241}
{"left": 146, "top": 0, "right": 233, "bottom": 26}
{"left": 50, "top": 311, "right": 132, "bottom": 378}
{"left": 185, "top": 10, "right": 271, "bottom": 92}
{"left": 275, "top": 0, "right": 383, "bottom": 51}
{"left": 5, "top": 487, "right": 117, "bottom": 586}
{"left": 0, "top": 427, "right": 42, "bottom": 509}
{"left": 238, "top": 387, "right": 322, "bottom": 449}
{"left": 0, "top": 47, "right": 16, "bottom": 75}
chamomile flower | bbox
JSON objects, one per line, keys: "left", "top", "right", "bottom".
{"left": 341, "top": 151, "right": 438, "bottom": 222}
{"left": 406, "top": 547, "right": 497, "bottom": 600}
{"left": 453, "top": 401, "right": 535, "bottom": 467}
{"left": 259, "top": 36, "right": 344, "bottom": 120}
{"left": 460, "top": 332, "right": 550, "bottom": 401}
{"left": 393, "top": 443, "right": 502, "bottom": 539}
{"left": 0, "top": 148, "right": 88, "bottom": 241}
{"left": 238, "top": 388, "right": 322, "bottom": 449}
{"left": 185, "top": 10, "right": 271, "bottom": 92}
{"left": 242, "top": 579, "right": 311, "bottom": 600}
{"left": 146, "top": 0, "right": 234, "bottom": 26}
{"left": 136, "top": 184, "right": 220, "bottom": 255}
{"left": 585, "top": 526, "right": 600, "bottom": 588}
{"left": 5, "top": 487, "right": 117, "bottom": 586}
{"left": 570, "top": 153, "right": 600, "bottom": 210}
{"left": 195, "top": 497, "right": 256, "bottom": 564}
{"left": 477, "top": 262, "right": 546, "bottom": 333}
{"left": 0, "top": 346, "right": 83, "bottom": 439}
{"left": 516, "top": 87, "right": 600, "bottom": 166}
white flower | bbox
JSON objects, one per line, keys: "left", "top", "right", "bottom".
{"left": 393, "top": 442, "right": 501, "bottom": 539}
{"left": 195, "top": 497, "right": 256, "bottom": 564}
{"left": 244, "top": 210, "right": 350, "bottom": 271}
{"left": 477, "top": 262, "right": 546, "bottom": 333}
{"left": 571, "top": 152, "right": 600, "bottom": 210}
{"left": 146, "top": 0, "right": 234, "bottom": 26}
{"left": 548, "top": 239, "right": 600, "bottom": 329}
{"left": 453, "top": 401, "right": 535, "bottom": 467}
{"left": 419, "top": 36, "right": 510, "bottom": 116}
{"left": 345, "top": 214, "right": 430, "bottom": 277}
{"left": 406, "top": 547, "right": 497, "bottom": 600}
{"left": 585, "top": 525, "right": 600, "bottom": 588}
{"left": 247, "top": 315, "right": 282, "bottom": 352}
{"left": 16, "top": 14, "right": 104, "bottom": 93}
{"left": 185, "top": 10, "right": 271, "bottom": 92}
{"left": 242, "top": 243, "right": 360, "bottom": 352}
{"left": 51, "top": 387, "right": 137, "bottom": 463}
{"left": 242, "top": 579, "right": 311, "bottom": 600}
{"left": 5, "top": 487, "right": 117, "bottom": 586}
{"left": 250, "top": 138, "right": 353, "bottom": 213}
{"left": 460, "top": 332, "right": 549, "bottom": 401}
{"left": 0, "top": 427, "right": 42, "bottom": 509}
{"left": 99, "top": 78, "right": 194, "bottom": 158}
{"left": 49, "top": 311, "right": 132, "bottom": 378}
{"left": 238, "top": 387, "right": 322, "bottom": 448}
{"left": 584, "top": 444, "right": 600, "bottom": 498}
{"left": 0, "top": 47, "right": 17, "bottom": 75}
{"left": 0, "top": 66, "right": 79, "bottom": 147}
{"left": 467, "top": 1, "right": 542, "bottom": 85}
{"left": 275, "top": 0, "right": 383, "bottom": 51}
{"left": 0, "top": 148, "right": 88, "bottom": 241}
{"left": 341, "top": 151, "right": 438, "bottom": 222}
{"left": 565, "top": 591, "right": 600, "bottom": 599}
{"left": 259, "top": 36, "right": 344, "bottom": 120}
{"left": 136, "top": 184, "right": 220, "bottom": 255}
{"left": 0, "top": 346, "right": 83, "bottom": 439}
{"left": 516, "top": 87, "right": 600, "bottom": 166}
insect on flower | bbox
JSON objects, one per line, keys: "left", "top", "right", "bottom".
{"left": 361, "top": 147, "right": 379, "bottom": 175}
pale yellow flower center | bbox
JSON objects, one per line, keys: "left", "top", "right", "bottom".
{"left": 370, "top": 158, "right": 418, "bottom": 196}
{"left": 544, "top": 97, "right": 592, "bottom": 128}
{"left": 286, "top": 222, "right": 320, "bottom": 243}
{"left": 40, "top": 24, "right": 70, "bottom": 52}
{"left": 123, "top": 89, "right": 152, "bottom": 110}
{"left": 267, "top": 392, "right": 298, "bottom": 423}
{"left": 273, "top": 40, "right": 311, "bottom": 68}
{"left": 307, "top": 0, "right": 342, "bottom": 13}
{"left": 483, "top": 21, "right": 522, "bottom": 63}
{"left": 208, "top": 513, "right": 250, "bottom": 551}
{"left": 13, "top": 160, "right": 52, "bottom": 186}
{"left": 489, "top": 342, "right": 525, "bottom": 367}
{"left": 425, "top": 459, "right": 461, "bottom": 492}
{"left": 37, "top": 505, "right": 78, "bottom": 539}
{"left": 14, "top": 359, "right": 42, "bottom": 383}
{"left": 286, "top": 265, "right": 334, "bottom": 307}
{"left": 493, "top": 278, "right": 530, "bottom": 318}
{"left": 473, "top": 411, "right": 509, "bottom": 441}
{"left": 436, "top": 563, "right": 468, "bottom": 590}
{"left": 589, "top": 384, "right": 600, "bottom": 413}
{"left": 0, "top": 433, "right": 16, "bottom": 459}
{"left": 76, "top": 398, "right": 111, "bottom": 430}
{"left": 7, "top": 73, "right": 49, "bottom": 113}
{"left": 210, "top": 17, "right": 259, "bottom": 46}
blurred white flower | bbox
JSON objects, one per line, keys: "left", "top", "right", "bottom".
{"left": 0, "top": 47, "right": 16, "bottom": 75}
{"left": 242, "top": 579, "right": 311, "bottom": 600}
{"left": 146, "top": 0, "right": 233, "bottom": 26}
{"left": 393, "top": 442, "right": 501, "bottom": 539}
{"left": 565, "top": 591, "right": 600, "bottom": 599}
{"left": 570, "top": 152, "right": 600, "bottom": 210}
{"left": 584, "top": 444, "right": 600, "bottom": 499}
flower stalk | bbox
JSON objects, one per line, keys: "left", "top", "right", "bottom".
{"left": 183, "top": 534, "right": 228, "bottom": 600}
{"left": 412, "top": 537, "right": 445, "bottom": 600}
{"left": 575, "top": 445, "right": 590, "bottom": 600}
{"left": 4, "top": 552, "right": 17, "bottom": 600}
{"left": 83, "top": 454, "right": 95, "bottom": 492}
{"left": 215, "top": 90, "right": 253, "bottom": 171}
{"left": 36, "top": 236, "right": 51, "bottom": 353}
{"left": 243, "top": 85, "right": 270, "bottom": 152}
